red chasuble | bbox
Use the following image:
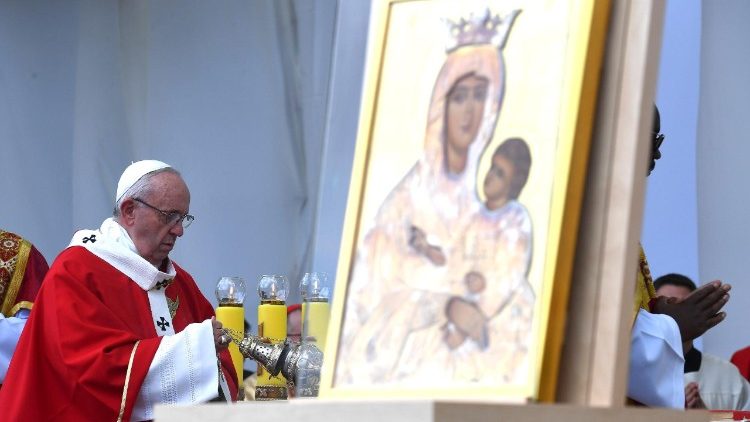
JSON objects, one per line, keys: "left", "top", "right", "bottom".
{"left": 0, "top": 246, "right": 237, "bottom": 421}
{"left": 0, "top": 230, "right": 48, "bottom": 317}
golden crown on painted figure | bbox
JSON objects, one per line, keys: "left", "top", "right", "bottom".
{"left": 445, "top": 8, "right": 521, "bottom": 52}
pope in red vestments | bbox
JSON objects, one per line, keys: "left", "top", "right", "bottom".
{"left": 0, "top": 160, "right": 238, "bottom": 421}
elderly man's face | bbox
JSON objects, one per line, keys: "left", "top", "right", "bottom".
{"left": 127, "top": 172, "right": 190, "bottom": 267}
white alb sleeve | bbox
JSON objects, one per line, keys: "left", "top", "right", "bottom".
{"left": 628, "top": 309, "right": 685, "bottom": 408}
{"left": 131, "top": 319, "right": 219, "bottom": 421}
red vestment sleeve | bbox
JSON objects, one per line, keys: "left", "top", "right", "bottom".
{"left": 219, "top": 347, "right": 239, "bottom": 400}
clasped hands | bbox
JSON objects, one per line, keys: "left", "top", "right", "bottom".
{"left": 651, "top": 280, "right": 731, "bottom": 341}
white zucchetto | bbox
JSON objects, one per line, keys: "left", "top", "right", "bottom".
{"left": 115, "top": 160, "right": 171, "bottom": 202}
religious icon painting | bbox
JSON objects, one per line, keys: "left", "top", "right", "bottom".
{"left": 321, "top": 0, "right": 611, "bottom": 402}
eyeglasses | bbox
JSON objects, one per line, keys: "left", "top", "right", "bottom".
{"left": 653, "top": 132, "right": 665, "bottom": 150}
{"left": 133, "top": 198, "right": 194, "bottom": 229}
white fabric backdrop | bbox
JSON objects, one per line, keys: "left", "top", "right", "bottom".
{"left": 0, "top": 0, "right": 76, "bottom": 249}
{"left": 641, "top": 0, "right": 701, "bottom": 284}
{"left": 697, "top": 0, "right": 750, "bottom": 360}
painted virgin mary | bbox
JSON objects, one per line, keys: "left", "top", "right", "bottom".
{"left": 336, "top": 10, "right": 521, "bottom": 387}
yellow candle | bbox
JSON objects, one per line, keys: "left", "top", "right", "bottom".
{"left": 256, "top": 301, "right": 287, "bottom": 399}
{"left": 302, "top": 299, "right": 330, "bottom": 352}
{"left": 215, "top": 304, "right": 244, "bottom": 387}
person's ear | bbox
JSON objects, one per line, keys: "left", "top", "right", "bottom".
{"left": 120, "top": 199, "right": 138, "bottom": 226}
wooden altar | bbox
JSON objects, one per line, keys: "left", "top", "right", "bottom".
{"left": 155, "top": 400, "right": 710, "bottom": 422}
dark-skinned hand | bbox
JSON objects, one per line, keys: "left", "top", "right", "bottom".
{"left": 651, "top": 280, "right": 730, "bottom": 342}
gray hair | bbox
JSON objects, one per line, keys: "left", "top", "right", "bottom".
{"left": 113, "top": 167, "right": 182, "bottom": 217}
